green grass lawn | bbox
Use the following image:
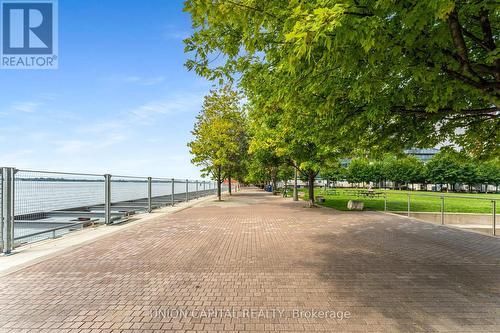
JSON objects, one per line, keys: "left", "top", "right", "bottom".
{"left": 302, "top": 188, "right": 500, "bottom": 214}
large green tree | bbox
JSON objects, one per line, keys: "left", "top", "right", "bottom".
{"left": 243, "top": 66, "right": 342, "bottom": 206}
{"left": 185, "top": 0, "right": 499, "bottom": 157}
{"left": 477, "top": 159, "right": 500, "bottom": 192}
{"left": 385, "top": 156, "right": 425, "bottom": 190}
{"left": 188, "top": 86, "right": 247, "bottom": 200}
{"left": 346, "top": 158, "right": 371, "bottom": 186}
{"left": 425, "top": 151, "right": 461, "bottom": 191}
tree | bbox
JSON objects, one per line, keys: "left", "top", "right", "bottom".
{"left": 184, "top": 0, "right": 499, "bottom": 157}
{"left": 477, "top": 159, "right": 500, "bottom": 192}
{"left": 278, "top": 164, "right": 295, "bottom": 195}
{"left": 384, "top": 156, "right": 424, "bottom": 190}
{"left": 223, "top": 115, "right": 249, "bottom": 195}
{"left": 369, "top": 161, "right": 386, "bottom": 188}
{"left": 247, "top": 102, "right": 287, "bottom": 195}
{"left": 425, "top": 151, "right": 461, "bottom": 191}
{"left": 321, "top": 160, "right": 345, "bottom": 187}
{"left": 188, "top": 86, "right": 247, "bottom": 200}
{"left": 243, "top": 68, "right": 342, "bottom": 206}
{"left": 346, "top": 158, "right": 371, "bottom": 186}
{"left": 457, "top": 160, "right": 479, "bottom": 192}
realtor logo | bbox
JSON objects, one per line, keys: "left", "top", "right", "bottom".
{"left": 1, "top": 0, "right": 58, "bottom": 69}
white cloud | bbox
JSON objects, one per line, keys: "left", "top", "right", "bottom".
{"left": 10, "top": 102, "right": 41, "bottom": 113}
{"left": 165, "top": 30, "right": 189, "bottom": 40}
{"left": 55, "top": 133, "right": 127, "bottom": 154}
{"left": 107, "top": 75, "right": 166, "bottom": 86}
{"left": 38, "top": 93, "right": 59, "bottom": 101}
{"left": 163, "top": 25, "right": 190, "bottom": 41}
{"left": 128, "top": 93, "right": 203, "bottom": 123}
{"left": 55, "top": 140, "right": 90, "bottom": 153}
{"left": 122, "top": 75, "right": 165, "bottom": 86}
{"left": 0, "top": 149, "right": 35, "bottom": 167}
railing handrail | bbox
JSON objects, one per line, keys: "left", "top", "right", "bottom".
{"left": 14, "top": 168, "right": 104, "bottom": 177}
{"left": 392, "top": 191, "right": 500, "bottom": 201}
{"left": 8, "top": 168, "right": 212, "bottom": 183}
{"left": 13, "top": 222, "right": 85, "bottom": 241}
{"left": 335, "top": 188, "right": 500, "bottom": 201}
{"left": 1, "top": 166, "right": 221, "bottom": 254}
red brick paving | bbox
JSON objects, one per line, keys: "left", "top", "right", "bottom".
{"left": 0, "top": 190, "right": 499, "bottom": 332}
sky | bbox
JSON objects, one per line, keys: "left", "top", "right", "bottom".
{"left": 0, "top": 0, "right": 213, "bottom": 179}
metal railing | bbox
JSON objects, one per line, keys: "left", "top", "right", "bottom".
{"left": 0, "top": 167, "right": 223, "bottom": 254}
{"left": 382, "top": 191, "right": 499, "bottom": 236}
{"left": 317, "top": 188, "right": 498, "bottom": 236}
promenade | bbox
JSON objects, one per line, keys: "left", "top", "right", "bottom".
{"left": 0, "top": 189, "right": 499, "bottom": 333}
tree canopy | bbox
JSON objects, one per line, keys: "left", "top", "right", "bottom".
{"left": 185, "top": 0, "right": 499, "bottom": 157}
{"left": 184, "top": 1, "right": 499, "bottom": 202}
{"left": 188, "top": 86, "right": 247, "bottom": 200}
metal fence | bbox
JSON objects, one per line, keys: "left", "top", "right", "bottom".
{"left": 1, "top": 167, "right": 222, "bottom": 254}
{"left": 318, "top": 188, "right": 498, "bottom": 236}
{"left": 382, "top": 192, "right": 498, "bottom": 236}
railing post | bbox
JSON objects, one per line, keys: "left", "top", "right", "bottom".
{"left": 104, "top": 174, "right": 111, "bottom": 224}
{"left": 147, "top": 177, "right": 152, "bottom": 213}
{"left": 493, "top": 200, "right": 497, "bottom": 236}
{"left": 384, "top": 193, "right": 387, "bottom": 212}
{"left": 171, "top": 178, "right": 175, "bottom": 206}
{"left": 186, "top": 179, "right": 189, "bottom": 202}
{"left": 1, "top": 167, "right": 15, "bottom": 254}
{"left": 196, "top": 180, "right": 199, "bottom": 199}
{"left": 407, "top": 192, "right": 410, "bottom": 217}
{"left": 440, "top": 194, "right": 445, "bottom": 225}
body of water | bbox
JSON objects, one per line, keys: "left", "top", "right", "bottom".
{"left": 12, "top": 181, "right": 210, "bottom": 215}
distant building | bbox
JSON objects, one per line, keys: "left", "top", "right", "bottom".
{"left": 404, "top": 148, "right": 439, "bottom": 162}
{"left": 340, "top": 158, "right": 350, "bottom": 168}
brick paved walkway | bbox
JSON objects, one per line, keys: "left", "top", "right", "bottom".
{"left": 1, "top": 190, "right": 499, "bottom": 333}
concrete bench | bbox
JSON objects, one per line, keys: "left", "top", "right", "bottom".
{"left": 316, "top": 196, "right": 325, "bottom": 203}
{"left": 347, "top": 200, "right": 364, "bottom": 210}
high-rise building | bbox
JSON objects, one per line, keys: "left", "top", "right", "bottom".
{"left": 404, "top": 148, "right": 440, "bottom": 162}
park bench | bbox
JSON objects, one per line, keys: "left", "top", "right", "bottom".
{"left": 315, "top": 195, "right": 325, "bottom": 203}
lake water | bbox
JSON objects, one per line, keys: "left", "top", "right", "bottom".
{"left": 0, "top": 180, "right": 214, "bottom": 247}
{"left": 10, "top": 181, "right": 211, "bottom": 215}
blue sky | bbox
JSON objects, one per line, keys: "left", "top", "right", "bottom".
{"left": 0, "top": 0, "right": 212, "bottom": 179}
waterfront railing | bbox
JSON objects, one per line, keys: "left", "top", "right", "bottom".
{"left": 0, "top": 167, "right": 223, "bottom": 254}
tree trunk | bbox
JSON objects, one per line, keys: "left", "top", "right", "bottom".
{"left": 293, "top": 168, "right": 298, "bottom": 201}
{"left": 228, "top": 175, "right": 232, "bottom": 195}
{"left": 308, "top": 172, "right": 315, "bottom": 207}
{"left": 217, "top": 166, "right": 222, "bottom": 201}
{"left": 272, "top": 175, "right": 277, "bottom": 196}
